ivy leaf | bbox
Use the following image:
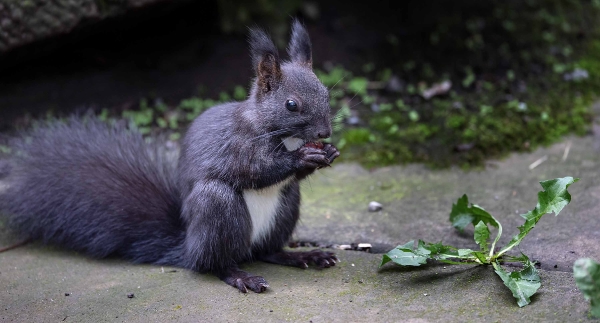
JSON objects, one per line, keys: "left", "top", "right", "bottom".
{"left": 493, "top": 256, "right": 541, "bottom": 307}
{"left": 497, "top": 177, "right": 579, "bottom": 257}
{"left": 449, "top": 195, "right": 499, "bottom": 230}
{"left": 574, "top": 258, "right": 600, "bottom": 318}
{"left": 474, "top": 221, "right": 490, "bottom": 253}
{"left": 381, "top": 241, "right": 428, "bottom": 267}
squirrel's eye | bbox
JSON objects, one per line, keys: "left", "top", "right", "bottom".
{"left": 285, "top": 99, "right": 298, "bottom": 112}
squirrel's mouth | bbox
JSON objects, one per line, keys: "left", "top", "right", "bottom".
{"left": 282, "top": 137, "right": 305, "bottom": 151}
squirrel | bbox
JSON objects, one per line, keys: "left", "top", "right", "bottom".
{"left": 0, "top": 20, "right": 340, "bottom": 293}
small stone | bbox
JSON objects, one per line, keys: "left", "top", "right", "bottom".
{"left": 368, "top": 201, "right": 383, "bottom": 212}
{"left": 563, "top": 68, "right": 589, "bottom": 81}
{"left": 421, "top": 80, "right": 452, "bottom": 100}
{"left": 269, "top": 310, "right": 273, "bottom": 313}
{"left": 64, "top": 293, "right": 70, "bottom": 296}
{"left": 127, "top": 293, "right": 135, "bottom": 298}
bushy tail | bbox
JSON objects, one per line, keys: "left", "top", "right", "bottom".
{"left": 0, "top": 117, "right": 185, "bottom": 265}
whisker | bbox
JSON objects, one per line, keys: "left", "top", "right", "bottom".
{"left": 270, "top": 130, "right": 301, "bottom": 155}
{"left": 270, "top": 140, "right": 286, "bottom": 155}
{"left": 350, "top": 99, "right": 365, "bottom": 109}
{"left": 328, "top": 76, "right": 345, "bottom": 92}
{"left": 332, "top": 105, "right": 349, "bottom": 119}
{"left": 329, "top": 89, "right": 344, "bottom": 98}
{"left": 250, "top": 128, "right": 291, "bottom": 141}
{"left": 332, "top": 113, "right": 346, "bottom": 120}
{"left": 347, "top": 91, "right": 359, "bottom": 105}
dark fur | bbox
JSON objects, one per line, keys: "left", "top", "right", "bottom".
{"left": 0, "top": 20, "right": 339, "bottom": 293}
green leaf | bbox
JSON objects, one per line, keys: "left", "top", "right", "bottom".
{"left": 233, "top": 85, "right": 247, "bottom": 101}
{"left": 408, "top": 110, "right": 420, "bottom": 122}
{"left": 493, "top": 257, "right": 541, "bottom": 307}
{"left": 156, "top": 117, "right": 168, "bottom": 128}
{"left": 449, "top": 195, "right": 499, "bottom": 231}
{"left": 497, "top": 177, "right": 579, "bottom": 257}
{"left": 449, "top": 194, "right": 504, "bottom": 257}
{"left": 449, "top": 195, "right": 474, "bottom": 230}
{"left": 472, "top": 251, "right": 488, "bottom": 264}
{"left": 474, "top": 221, "right": 490, "bottom": 253}
{"left": 381, "top": 240, "right": 482, "bottom": 267}
{"left": 381, "top": 241, "right": 427, "bottom": 267}
{"left": 574, "top": 258, "right": 600, "bottom": 318}
{"left": 347, "top": 77, "right": 368, "bottom": 96}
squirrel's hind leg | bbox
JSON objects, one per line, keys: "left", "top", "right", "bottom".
{"left": 259, "top": 249, "right": 338, "bottom": 269}
{"left": 255, "top": 180, "right": 339, "bottom": 269}
{"left": 181, "top": 181, "right": 264, "bottom": 292}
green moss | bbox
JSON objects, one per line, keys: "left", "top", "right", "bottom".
{"left": 318, "top": 0, "right": 600, "bottom": 168}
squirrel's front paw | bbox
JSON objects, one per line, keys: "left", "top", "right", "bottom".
{"left": 297, "top": 143, "right": 340, "bottom": 170}
{"left": 297, "top": 146, "right": 330, "bottom": 169}
{"left": 322, "top": 143, "right": 340, "bottom": 165}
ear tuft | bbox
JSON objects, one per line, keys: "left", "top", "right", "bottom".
{"left": 287, "top": 19, "right": 312, "bottom": 67}
{"left": 249, "top": 28, "right": 281, "bottom": 93}
{"left": 249, "top": 27, "right": 281, "bottom": 93}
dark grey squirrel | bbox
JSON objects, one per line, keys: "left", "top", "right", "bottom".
{"left": 0, "top": 20, "right": 340, "bottom": 293}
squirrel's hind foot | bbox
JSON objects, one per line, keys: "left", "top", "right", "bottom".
{"left": 260, "top": 249, "right": 338, "bottom": 269}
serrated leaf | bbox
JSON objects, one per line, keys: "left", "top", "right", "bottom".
{"left": 450, "top": 195, "right": 499, "bottom": 230}
{"left": 450, "top": 195, "right": 502, "bottom": 257}
{"left": 449, "top": 195, "right": 472, "bottom": 230}
{"left": 537, "top": 177, "right": 579, "bottom": 216}
{"left": 493, "top": 257, "right": 541, "bottom": 307}
{"left": 381, "top": 240, "right": 481, "bottom": 267}
{"left": 497, "top": 177, "right": 579, "bottom": 257}
{"left": 474, "top": 221, "right": 490, "bottom": 253}
{"left": 574, "top": 258, "right": 600, "bottom": 318}
{"left": 381, "top": 241, "right": 428, "bottom": 267}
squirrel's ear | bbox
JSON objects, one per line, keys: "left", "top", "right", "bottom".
{"left": 287, "top": 19, "right": 312, "bottom": 68}
{"left": 249, "top": 27, "right": 281, "bottom": 93}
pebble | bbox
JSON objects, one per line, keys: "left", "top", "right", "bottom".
{"left": 368, "top": 201, "right": 383, "bottom": 212}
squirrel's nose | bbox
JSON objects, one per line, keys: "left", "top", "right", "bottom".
{"left": 317, "top": 128, "right": 331, "bottom": 139}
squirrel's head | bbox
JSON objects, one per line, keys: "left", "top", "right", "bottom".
{"left": 248, "top": 20, "right": 331, "bottom": 150}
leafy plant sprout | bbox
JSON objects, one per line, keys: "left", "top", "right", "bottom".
{"left": 381, "top": 177, "right": 579, "bottom": 307}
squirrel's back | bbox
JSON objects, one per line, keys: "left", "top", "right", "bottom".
{"left": 0, "top": 118, "right": 186, "bottom": 265}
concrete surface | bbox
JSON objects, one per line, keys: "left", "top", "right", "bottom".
{"left": 1, "top": 132, "right": 599, "bottom": 322}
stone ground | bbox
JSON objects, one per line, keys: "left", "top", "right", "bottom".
{"left": 1, "top": 130, "right": 599, "bottom": 322}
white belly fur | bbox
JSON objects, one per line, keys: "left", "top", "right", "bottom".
{"left": 243, "top": 177, "right": 293, "bottom": 245}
